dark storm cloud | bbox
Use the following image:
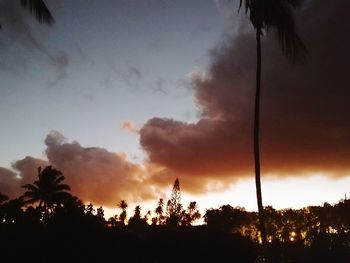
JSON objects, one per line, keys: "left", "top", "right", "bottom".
{"left": 140, "top": 0, "right": 350, "bottom": 191}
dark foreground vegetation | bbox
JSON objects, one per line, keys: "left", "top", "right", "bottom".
{"left": 0, "top": 166, "right": 349, "bottom": 262}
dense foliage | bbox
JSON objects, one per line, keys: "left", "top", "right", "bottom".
{"left": 0, "top": 166, "right": 349, "bottom": 262}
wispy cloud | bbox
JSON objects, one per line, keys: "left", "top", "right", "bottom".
{"left": 118, "top": 66, "right": 143, "bottom": 89}
{"left": 150, "top": 78, "right": 168, "bottom": 95}
{"left": 121, "top": 120, "right": 139, "bottom": 134}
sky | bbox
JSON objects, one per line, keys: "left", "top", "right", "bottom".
{"left": 0, "top": 0, "right": 350, "bottom": 217}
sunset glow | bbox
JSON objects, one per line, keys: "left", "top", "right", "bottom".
{"left": 1, "top": 1, "right": 350, "bottom": 261}
{"left": 0, "top": 0, "right": 349, "bottom": 217}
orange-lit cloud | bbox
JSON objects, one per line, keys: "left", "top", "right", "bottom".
{"left": 1, "top": 1, "right": 349, "bottom": 204}
{"left": 44, "top": 131, "right": 158, "bottom": 206}
{"left": 140, "top": 0, "right": 350, "bottom": 189}
{"left": 121, "top": 120, "right": 139, "bottom": 133}
{"left": 0, "top": 167, "right": 20, "bottom": 197}
{"left": 0, "top": 131, "right": 158, "bottom": 206}
{"left": 0, "top": 157, "right": 48, "bottom": 198}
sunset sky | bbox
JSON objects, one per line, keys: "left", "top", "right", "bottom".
{"left": 0, "top": 0, "right": 349, "bottom": 216}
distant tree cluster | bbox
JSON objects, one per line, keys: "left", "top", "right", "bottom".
{"left": 106, "top": 178, "right": 201, "bottom": 228}
{"left": 204, "top": 203, "right": 350, "bottom": 245}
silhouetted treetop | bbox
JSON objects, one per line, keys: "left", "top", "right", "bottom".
{"left": 239, "top": 0, "right": 307, "bottom": 62}
{"left": 21, "top": 0, "right": 54, "bottom": 25}
{"left": 0, "top": 192, "right": 9, "bottom": 204}
{"left": 21, "top": 166, "right": 72, "bottom": 219}
{"left": 166, "top": 178, "right": 183, "bottom": 226}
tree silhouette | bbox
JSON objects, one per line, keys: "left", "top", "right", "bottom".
{"left": 20, "top": 0, "right": 54, "bottom": 25}
{"left": 0, "top": 192, "right": 9, "bottom": 204}
{"left": 143, "top": 210, "right": 151, "bottom": 223}
{"left": 1, "top": 197, "right": 24, "bottom": 224}
{"left": 204, "top": 205, "right": 251, "bottom": 233}
{"left": 128, "top": 205, "right": 148, "bottom": 228}
{"left": 0, "top": 1, "right": 54, "bottom": 29}
{"left": 0, "top": 192, "right": 9, "bottom": 222}
{"left": 118, "top": 199, "right": 128, "bottom": 225}
{"left": 181, "top": 201, "right": 201, "bottom": 226}
{"left": 97, "top": 206, "right": 104, "bottom": 219}
{"left": 238, "top": 0, "right": 307, "bottom": 245}
{"left": 22, "top": 166, "right": 71, "bottom": 220}
{"left": 154, "top": 198, "right": 165, "bottom": 225}
{"left": 166, "top": 178, "right": 183, "bottom": 226}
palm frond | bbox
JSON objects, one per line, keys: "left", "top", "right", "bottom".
{"left": 0, "top": 192, "right": 9, "bottom": 203}
{"left": 22, "top": 183, "right": 38, "bottom": 192}
{"left": 277, "top": 26, "right": 307, "bottom": 62}
{"left": 238, "top": 0, "right": 307, "bottom": 62}
{"left": 239, "top": 0, "right": 248, "bottom": 12}
{"left": 54, "top": 184, "right": 71, "bottom": 192}
{"left": 22, "top": 190, "right": 39, "bottom": 199}
{"left": 22, "top": 165, "right": 71, "bottom": 213}
{"left": 266, "top": 0, "right": 307, "bottom": 62}
{"left": 21, "top": 0, "right": 54, "bottom": 25}
{"left": 54, "top": 191, "right": 73, "bottom": 199}
{"left": 22, "top": 197, "right": 39, "bottom": 205}
{"left": 287, "top": 0, "right": 303, "bottom": 8}
{"left": 53, "top": 175, "right": 65, "bottom": 185}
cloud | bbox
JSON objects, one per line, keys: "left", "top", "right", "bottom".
{"left": 151, "top": 78, "right": 168, "bottom": 95}
{"left": 17, "top": 131, "right": 157, "bottom": 206}
{"left": 121, "top": 120, "right": 139, "bottom": 134}
{"left": 12, "top": 156, "right": 49, "bottom": 184}
{"left": 73, "top": 42, "right": 95, "bottom": 66}
{"left": 2, "top": 0, "right": 349, "bottom": 202}
{"left": 140, "top": 0, "right": 350, "bottom": 192}
{"left": 0, "top": 156, "right": 48, "bottom": 197}
{"left": 118, "top": 66, "right": 143, "bottom": 89}
{"left": 0, "top": 131, "right": 161, "bottom": 205}
{"left": 0, "top": 167, "right": 20, "bottom": 196}
{"left": 212, "top": 0, "right": 237, "bottom": 18}
{"left": 45, "top": 49, "right": 70, "bottom": 88}
{"left": 43, "top": 131, "right": 158, "bottom": 206}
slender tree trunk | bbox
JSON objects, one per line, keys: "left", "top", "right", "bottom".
{"left": 254, "top": 29, "right": 267, "bottom": 245}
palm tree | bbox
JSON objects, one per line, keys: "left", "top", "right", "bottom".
{"left": 22, "top": 166, "right": 71, "bottom": 219}
{"left": 238, "top": 0, "right": 307, "bottom": 245}
{"left": 118, "top": 200, "right": 128, "bottom": 225}
{"left": 155, "top": 198, "right": 165, "bottom": 225}
{"left": 20, "top": 0, "right": 54, "bottom": 25}
{"left": 0, "top": 192, "right": 9, "bottom": 204}
{"left": 0, "top": 1, "right": 54, "bottom": 29}
{"left": 181, "top": 201, "right": 201, "bottom": 226}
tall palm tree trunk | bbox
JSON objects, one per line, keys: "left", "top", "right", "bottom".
{"left": 254, "top": 29, "right": 267, "bottom": 245}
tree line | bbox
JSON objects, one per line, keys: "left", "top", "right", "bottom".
{"left": 0, "top": 165, "right": 349, "bottom": 262}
